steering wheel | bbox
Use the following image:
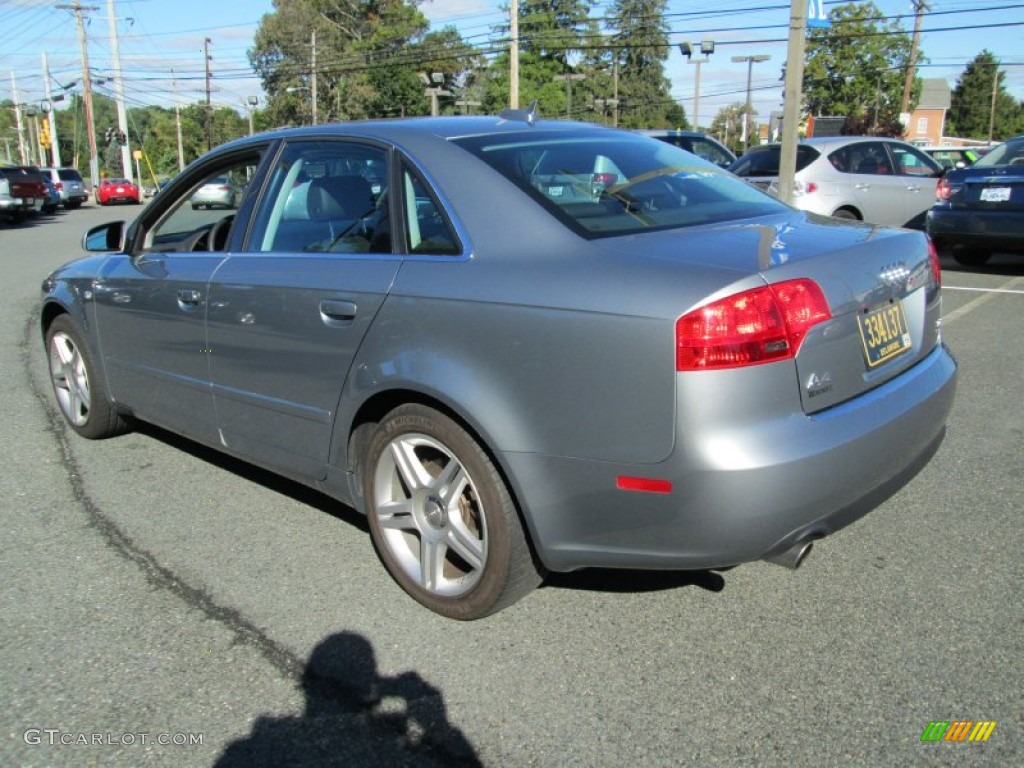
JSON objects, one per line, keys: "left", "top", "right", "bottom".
{"left": 208, "top": 214, "right": 235, "bottom": 251}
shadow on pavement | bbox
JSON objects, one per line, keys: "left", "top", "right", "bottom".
{"left": 215, "top": 631, "right": 482, "bottom": 767}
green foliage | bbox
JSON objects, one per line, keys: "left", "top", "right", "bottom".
{"left": 803, "top": 2, "right": 917, "bottom": 131}
{"left": 604, "top": 0, "right": 683, "bottom": 128}
{"left": 709, "top": 103, "right": 752, "bottom": 154}
{"left": 249, "top": 0, "right": 446, "bottom": 123}
{"left": 948, "top": 51, "right": 1023, "bottom": 141}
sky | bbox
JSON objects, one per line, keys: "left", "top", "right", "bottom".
{"left": 2, "top": 0, "right": 1022, "bottom": 132}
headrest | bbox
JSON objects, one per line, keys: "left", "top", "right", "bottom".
{"left": 306, "top": 175, "right": 373, "bottom": 221}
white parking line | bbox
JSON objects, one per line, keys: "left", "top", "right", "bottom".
{"left": 942, "top": 276, "right": 1024, "bottom": 324}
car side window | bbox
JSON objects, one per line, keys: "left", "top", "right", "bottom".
{"left": 690, "top": 138, "right": 732, "bottom": 168}
{"left": 849, "top": 142, "right": 894, "bottom": 176}
{"left": 144, "top": 157, "right": 260, "bottom": 253}
{"left": 889, "top": 144, "right": 940, "bottom": 177}
{"left": 248, "top": 140, "right": 391, "bottom": 254}
{"left": 402, "top": 166, "right": 460, "bottom": 256}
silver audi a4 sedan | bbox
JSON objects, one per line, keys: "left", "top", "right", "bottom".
{"left": 41, "top": 115, "right": 957, "bottom": 619}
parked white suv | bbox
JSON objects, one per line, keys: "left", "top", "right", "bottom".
{"left": 39, "top": 167, "right": 89, "bottom": 209}
{"left": 729, "top": 136, "right": 943, "bottom": 228}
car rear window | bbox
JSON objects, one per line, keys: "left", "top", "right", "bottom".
{"left": 58, "top": 169, "right": 83, "bottom": 182}
{"left": 729, "top": 145, "right": 819, "bottom": 177}
{"left": 972, "top": 138, "right": 1024, "bottom": 168}
{"left": 454, "top": 131, "right": 786, "bottom": 238}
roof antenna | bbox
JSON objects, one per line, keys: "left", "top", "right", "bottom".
{"left": 499, "top": 100, "right": 540, "bottom": 126}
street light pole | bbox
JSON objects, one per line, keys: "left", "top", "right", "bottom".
{"left": 679, "top": 41, "right": 714, "bottom": 130}
{"left": 732, "top": 54, "right": 771, "bottom": 151}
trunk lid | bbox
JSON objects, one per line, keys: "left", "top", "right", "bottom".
{"left": 601, "top": 211, "right": 942, "bottom": 415}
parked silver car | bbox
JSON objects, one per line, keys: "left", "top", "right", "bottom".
{"left": 39, "top": 166, "right": 89, "bottom": 209}
{"left": 40, "top": 116, "right": 957, "bottom": 619}
{"left": 190, "top": 175, "right": 239, "bottom": 209}
{"left": 729, "top": 136, "right": 943, "bottom": 228}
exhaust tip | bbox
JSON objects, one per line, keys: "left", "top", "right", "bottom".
{"left": 763, "top": 539, "right": 814, "bottom": 570}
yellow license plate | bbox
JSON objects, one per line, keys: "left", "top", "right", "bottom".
{"left": 858, "top": 302, "right": 911, "bottom": 367}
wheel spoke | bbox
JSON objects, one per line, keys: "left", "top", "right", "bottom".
{"left": 376, "top": 499, "right": 417, "bottom": 530}
{"left": 389, "top": 438, "right": 431, "bottom": 491}
{"left": 446, "top": 521, "right": 483, "bottom": 571}
{"left": 434, "top": 459, "right": 468, "bottom": 507}
{"left": 420, "top": 538, "right": 445, "bottom": 591}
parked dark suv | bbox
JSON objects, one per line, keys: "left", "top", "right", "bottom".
{"left": 39, "top": 167, "right": 88, "bottom": 209}
{"left": 634, "top": 129, "right": 737, "bottom": 168}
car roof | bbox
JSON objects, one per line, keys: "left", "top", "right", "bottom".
{"left": 216, "top": 115, "right": 619, "bottom": 154}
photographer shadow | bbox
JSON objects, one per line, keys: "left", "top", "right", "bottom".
{"left": 216, "top": 631, "right": 481, "bottom": 767}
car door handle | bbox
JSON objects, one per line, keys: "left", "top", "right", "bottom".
{"left": 177, "top": 289, "right": 202, "bottom": 310}
{"left": 854, "top": 183, "right": 870, "bottom": 190}
{"left": 320, "top": 299, "right": 358, "bottom": 322}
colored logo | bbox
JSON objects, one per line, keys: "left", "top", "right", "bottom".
{"left": 921, "top": 721, "right": 997, "bottom": 743}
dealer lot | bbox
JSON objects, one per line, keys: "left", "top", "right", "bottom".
{"left": 2, "top": 207, "right": 1021, "bottom": 766}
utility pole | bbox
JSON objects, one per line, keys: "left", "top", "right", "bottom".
{"left": 732, "top": 54, "right": 771, "bottom": 151}
{"left": 509, "top": 0, "right": 519, "bottom": 109}
{"left": 57, "top": 2, "right": 100, "bottom": 190}
{"left": 310, "top": 30, "right": 318, "bottom": 125}
{"left": 10, "top": 72, "right": 28, "bottom": 163}
{"left": 777, "top": 0, "right": 808, "bottom": 204}
{"left": 204, "top": 37, "right": 213, "bottom": 152}
{"left": 554, "top": 71, "right": 585, "bottom": 119}
{"left": 172, "top": 69, "right": 184, "bottom": 171}
{"left": 106, "top": 0, "right": 131, "bottom": 181}
{"left": 988, "top": 64, "right": 999, "bottom": 143}
{"left": 900, "top": 1, "right": 929, "bottom": 118}
{"left": 42, "top": 53, "right": 62, "bottom": 167}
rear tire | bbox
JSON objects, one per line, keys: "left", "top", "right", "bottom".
{"left": 363, "top": 404, "right": 543, "bottom": 619}
{"left": 952, "top": 250, "right": 991, "bottom": 267}
{"left": 831, "top": 208, "right": 859, "bottom": 221}
{"left": 46, "top": 315, "right": 130, "bottom": 439}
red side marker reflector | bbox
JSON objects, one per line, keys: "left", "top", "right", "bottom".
{"left": 616, "top": 476, "right": 672, "bottom": 494}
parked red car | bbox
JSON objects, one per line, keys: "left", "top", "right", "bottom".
{"left": 96, "top": 177, "right": 140, "bottom": 205}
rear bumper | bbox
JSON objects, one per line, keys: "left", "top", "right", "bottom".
{"left": 927, "top": 207, "right": 1024, "bottom": 253}
{"left": 504, "top": 343, "right": 957, "bottom": 572}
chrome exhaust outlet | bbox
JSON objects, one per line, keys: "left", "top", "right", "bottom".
{"left": 763, "top": 539, "right": 814, "bottom": 570}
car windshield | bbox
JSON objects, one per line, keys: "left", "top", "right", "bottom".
{"left": 971, "top": 138, "right": 1024, "bottom": 167}
{"left": 454, "top": 131, "right": 786, "bottom": 237}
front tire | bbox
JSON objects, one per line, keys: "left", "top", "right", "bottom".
{"left": 363, "top": 404, "right": 543, "bottom": 620}
{"left": 46, "top": 316, "right": 130, "bottom": 439}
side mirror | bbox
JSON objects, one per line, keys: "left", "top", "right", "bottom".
{"left": 83, "top": 221, "right": 127, "bottom": 252}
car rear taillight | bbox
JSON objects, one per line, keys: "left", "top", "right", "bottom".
{"left": 676, "top": 279, "right": 831, "bottom": 371}
{"left": 927, "top": 237, "right": 941, "bottom": 288}
{"left": 219, "top": 185, "right": 232, "bottom": 191}
{"left": 55, "top": 181, "right": 63, "bottom": 191}
{"left": 592, "top": 173, "right": 618, "bottom": 186}
{"left": 793, "top": 180, "right": 818, "bottom": 196}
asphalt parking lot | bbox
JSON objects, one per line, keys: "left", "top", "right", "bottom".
{"left": 2, "top": 204, "right": 1021, "bottom": 766}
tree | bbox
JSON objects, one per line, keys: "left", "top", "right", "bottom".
{"left": 948, "top": 51, "right": 1023, "bottom": 141}
{"left": 249, "top": 0, "right": 441, "bottom": 123}
{"left": 802, "top": 2, "right": 919, "bottom": 132}
{"left": 604, "top": 0, "right": 684, "bottom": 128}
{"left": 709, "top": 103, "right": 752, "bottom": 153}
{"left": 481, "top": 0, "right": 596, "bottom": 117}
